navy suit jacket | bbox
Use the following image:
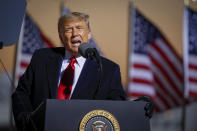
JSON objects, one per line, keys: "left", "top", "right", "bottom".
{"left": 12, "top": 47, "right": 126, "bottom": 129}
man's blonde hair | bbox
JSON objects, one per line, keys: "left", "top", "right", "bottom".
{"left": 58, "top": 12, "right": 90, "bottom": 33}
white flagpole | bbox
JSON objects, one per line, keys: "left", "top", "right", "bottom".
{"left": 181, "top": 5, "right": 189, "bottom": 131}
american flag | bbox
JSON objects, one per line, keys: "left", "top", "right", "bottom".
{"left": 128, "top": 6, "right": 184, "bottom": 112}
{"left": 14, "top": 13, "right": 53, "bottom": 87}
{"left": 183, "top": 7, "right": 197, "bottom": 100}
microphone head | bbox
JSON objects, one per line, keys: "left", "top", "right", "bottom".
{"left": 78, "top": 43, "right": 93, "bottom": 58}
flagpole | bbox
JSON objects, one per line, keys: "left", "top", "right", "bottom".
{"left": 180, "top": 99, "right": 186, "bottom": 131}
{"left": 184, "top": 0, "right": 189, "bottom": 6}
{"left": 180, "top": 74, "right": 186, "bottom": 131}
{"left": 126, "top": 1, "right": 134, "bottom": 98}
{"left": 181, "top": 3, "right": 189, "bottom": 131}
{"left": 60, "top": 0, "right": 65, "bottom": 15}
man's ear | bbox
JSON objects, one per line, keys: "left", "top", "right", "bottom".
{"left": 59, "top": 33, "right": 64, "bottom": 43}
{"left": 88, "top": 32, "right": 92, "bottom": 40}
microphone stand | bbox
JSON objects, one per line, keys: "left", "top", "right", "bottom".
{"left": 79, "top": 44, "right": 103, "bottom": 99}
{"left": 91, "top": 48, "right": 103, "bottom": 100}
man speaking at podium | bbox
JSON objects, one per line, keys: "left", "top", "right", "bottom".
{"left": 12, "top": 12, "right": 126, "bottom": 130}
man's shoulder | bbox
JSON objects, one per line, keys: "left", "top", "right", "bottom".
{"left": 30, "top": 47, "right": 65, "bottom": 64}
{"left": 100, "top": 56, "right": 119, "bottom": 69}
{"left": 33, "top": 47, "right": 65, "bottom": 57}
{"left": 35, "top": 47, "right": 64, "bottom": 54}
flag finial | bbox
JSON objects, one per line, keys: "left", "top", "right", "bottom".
{"left": 184, "top": 0, "right": 189, "bottom": 6}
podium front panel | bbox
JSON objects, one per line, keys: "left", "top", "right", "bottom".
{"left": 44, "top": 99, "right": 150, "bottom": 131}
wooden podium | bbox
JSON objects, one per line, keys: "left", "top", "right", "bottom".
{"left": 32, "top": 99, "right": 150, "bottom": 131}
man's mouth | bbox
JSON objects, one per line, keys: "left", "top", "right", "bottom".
{"left": 71, "top": 40, "right": 81, "bottom": 47}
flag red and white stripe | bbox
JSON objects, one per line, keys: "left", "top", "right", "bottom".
{"left": 14, "top": 13, "right": 54, "bottom": 87}
{"left": 183, "top": 7, "right": 197, "bottom": 99}
{"left": 128, "top": 6, "right": 184, "bottom": 112}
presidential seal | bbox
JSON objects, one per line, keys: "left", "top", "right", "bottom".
{"left": 79, "top": 110, "right": 120, "bottom": 131}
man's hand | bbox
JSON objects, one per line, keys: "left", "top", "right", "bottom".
{"left": 16, "top": 112, "right": 32, "bottom": 131}
{"left": 134, "top": 96, "right": 155, "bottom": 119}
{"left": 16, "top": 112, "right": 38, "bottom": 131}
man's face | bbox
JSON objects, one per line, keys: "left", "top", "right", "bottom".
{"left": 59, "top": 19, "right": 91, "bottom": 57}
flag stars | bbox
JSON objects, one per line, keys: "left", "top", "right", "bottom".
{"left": 21, "top": 14, "right": 47, "bottom": 54}
{"left": 133, "top": 12, "right": 161, "bottom": 54}
{"left": 189, "top": 9, "right": 197, "bottom": 54}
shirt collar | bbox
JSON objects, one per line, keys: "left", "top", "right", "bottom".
{"left": 65, "top": 51, "right": 86, "bottom": 67}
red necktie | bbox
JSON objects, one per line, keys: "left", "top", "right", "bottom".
{"left": 57, "top": 57, "right": 77, "bottom": 99}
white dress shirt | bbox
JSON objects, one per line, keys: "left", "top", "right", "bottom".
{"left": 59, "top": 51, "right": 86, "bottom": 97}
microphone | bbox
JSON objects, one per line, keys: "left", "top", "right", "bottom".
{"left": 78, "top": 43, "right": 102, "bottom": 99}
{"left": 78, "top": 43, "right": 98, "bottom": 60}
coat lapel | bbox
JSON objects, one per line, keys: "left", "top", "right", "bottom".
{"left": 71, "top": 59, "right": 99, "bottom": 99}
{"left": 46, "top": 48, "right": 65, "bottom": 98}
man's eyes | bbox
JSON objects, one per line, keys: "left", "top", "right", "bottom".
{"left": 77, "top": 26, "right": 84, "bottom": 29}
{"left": 65, "top": 27, "right": 84, "bottom": 32}
{"left": 65, "top": 28, "right": 72, "bottom": 32}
